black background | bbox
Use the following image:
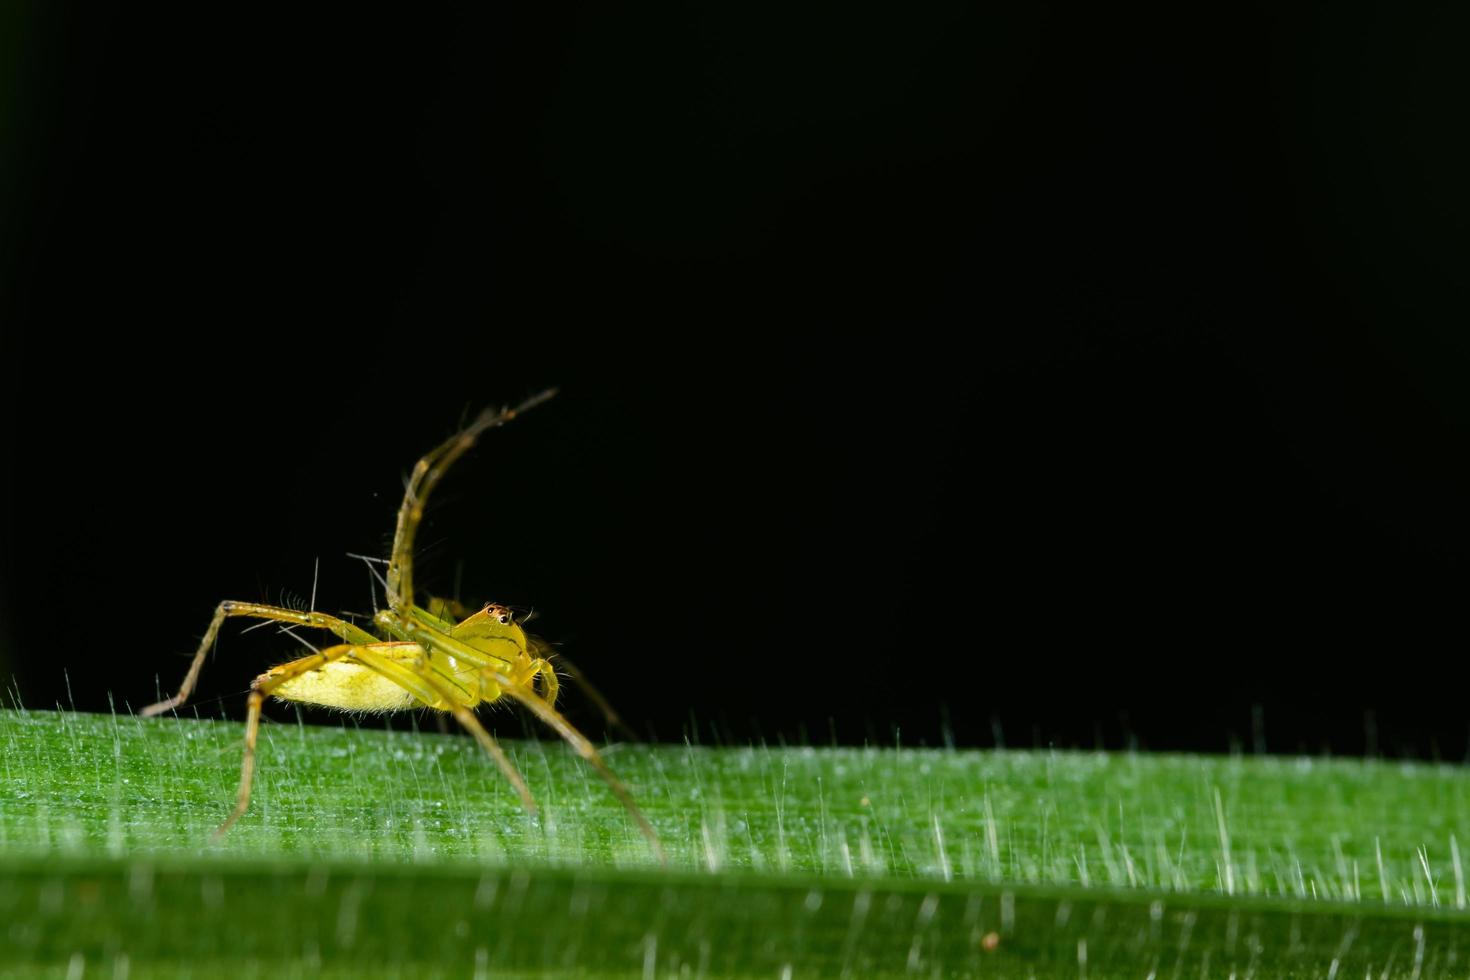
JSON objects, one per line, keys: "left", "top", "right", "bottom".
{"left": 3, "top": 4, "right": 1468, "bottom": 758}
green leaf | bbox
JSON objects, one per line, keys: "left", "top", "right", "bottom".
{"left": 2, "top": 708, "right": 1468, "bottom": 977}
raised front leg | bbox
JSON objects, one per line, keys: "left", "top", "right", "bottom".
{"left": 384, "top": 389, "right": 557, "bottom": 615}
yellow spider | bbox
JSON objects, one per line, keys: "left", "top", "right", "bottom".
{"left": 141, "top": 389, "right": 663, "bottom": 860}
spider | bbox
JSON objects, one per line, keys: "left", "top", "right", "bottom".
{"left": 141, "top": 389, "right": 663, "bottom": 860}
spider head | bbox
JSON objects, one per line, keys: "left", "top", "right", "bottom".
{"left": 483, "top": 603, "right": 516, "bottom": 626}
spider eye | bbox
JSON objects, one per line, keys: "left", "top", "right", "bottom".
{"left": 498, "top": 612, "right": 512, "bottom": 625}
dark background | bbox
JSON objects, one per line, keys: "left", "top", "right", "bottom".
{"left": 3, "top": 4, "right": 1468, "bottom": 757}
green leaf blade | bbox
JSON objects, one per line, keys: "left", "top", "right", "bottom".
{"left": 3, "top": 708, "right": 1469, "bottom": 976}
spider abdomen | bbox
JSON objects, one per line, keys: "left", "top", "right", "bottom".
{"left": 268, "top": 660, "right": 420, "bottom": 713}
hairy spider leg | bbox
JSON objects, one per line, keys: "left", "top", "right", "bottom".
{"left": 487, "top": 669, "right": 665, "bottom": 864}
{"left": 141, "top": 601, "right": 379, "bottom": 717}
{"left": 378, "top": 612, "right": 664, "bottom": 862}
{"left": 385, "top": 388, "right": 558, "bottom": 614}
{"left": 425, "top": 595, "right": 476, "bottom": 623}
{"left": 526, "top": 636, "right": 640, "bottom": 742}
{"left": 216, "top": 642, "right": 359, "bottom": 837}
{"left": 415, "top": 600, "right": 462, "bottom": 632}
{"left": 529, "top": 657, "right": 560, "bottom": 708}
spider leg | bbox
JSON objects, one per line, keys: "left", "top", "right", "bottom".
{"left": 526, "top": 636, "right": 640, "bottom": 742}
{"left": 485, "top": 667, "right": 665, "bottom": 864}
{"left": 215, "top": 642, "right": 361, "bottom": 837}
{"left": 414, "top": 602, "right": 459, "bottom": 633}
{"left": 425, "top": 595, "right": 476, "bottom": 624}
{"left": 347, "top": 646, "right": 537, "bottom": 815}
{"left": 385, "top": 388, "right": 557, "bottom": 614}
{"left": 528, "top": 657, "right": 560, "bottom": 708}
{"left": 142, "top": 601, "right": 379, "bottom": 717}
